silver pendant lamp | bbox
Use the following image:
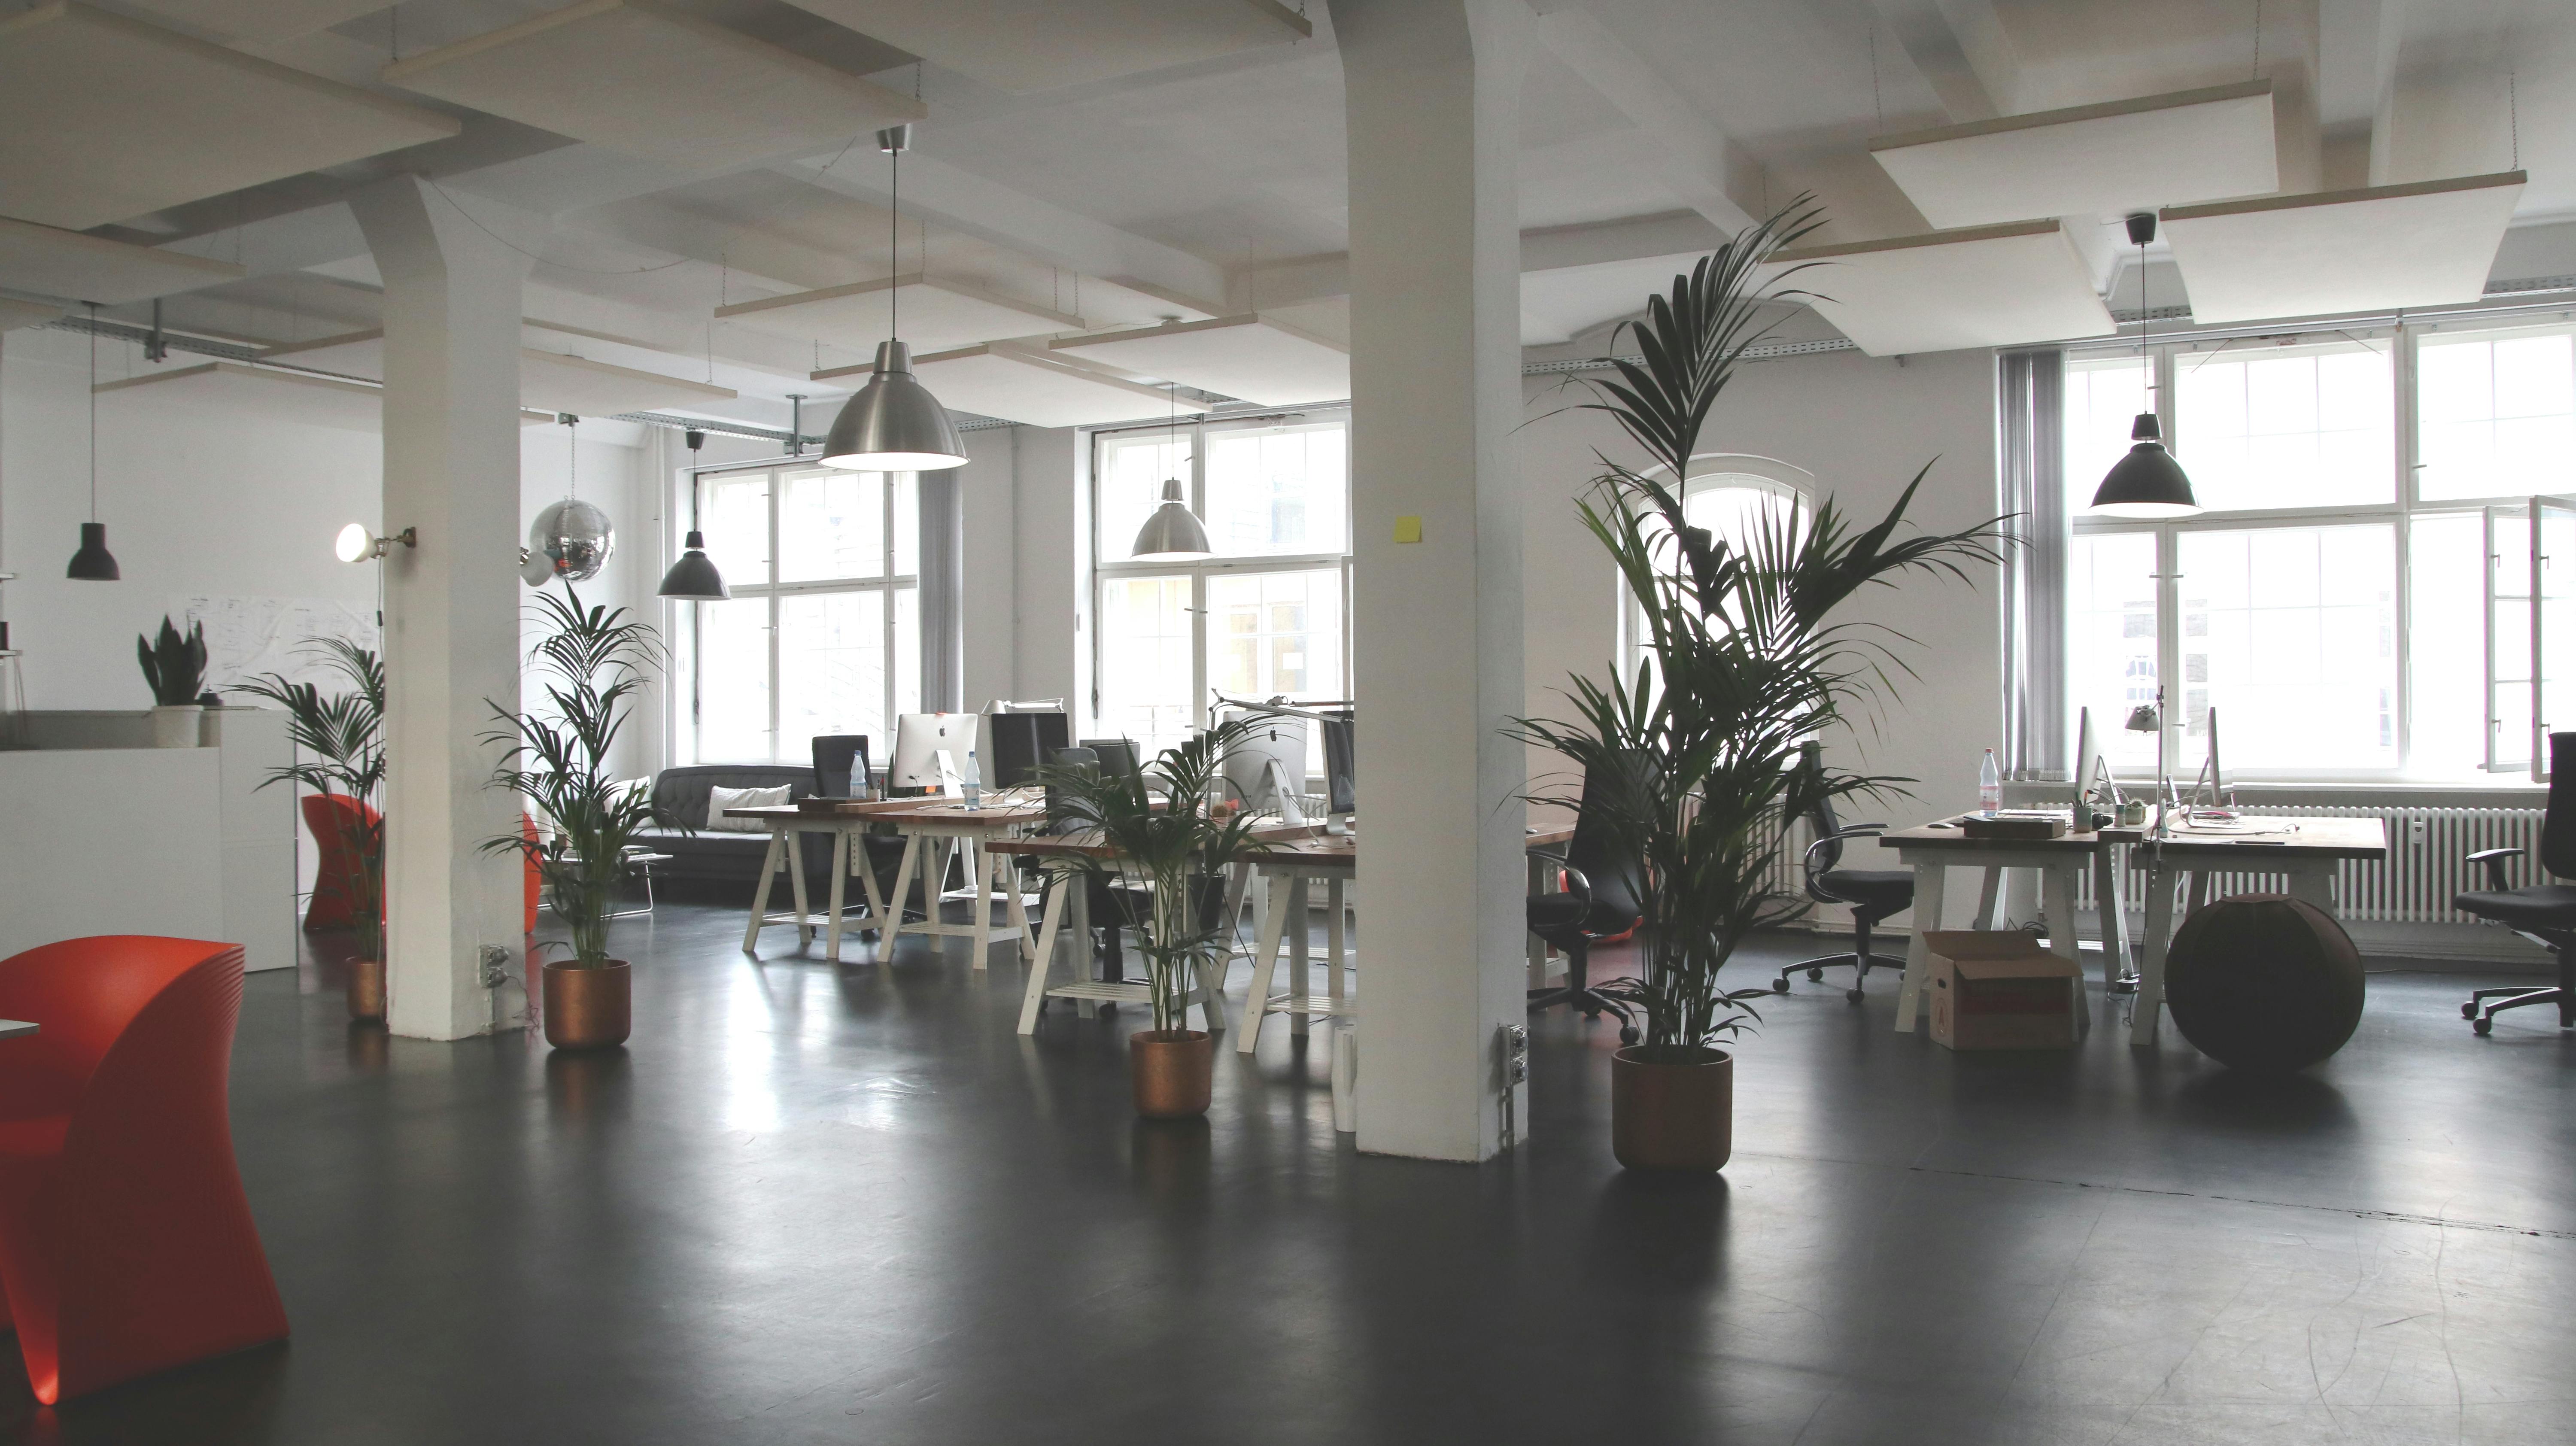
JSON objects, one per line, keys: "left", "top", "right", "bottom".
{"left": 65, "top": 305, "right": 119, "bottom": 581}
{"left": 658, "top": 428, "right": 729, "bottom": 600}
{"left": 2091, "top": 212, "right": 2200, "bottom": 518}
{"left": 1131, "top": 383, "right": 1212, "bottom": 560}
{"left": 820, "top": 125, "right": 966, "bottom": 472}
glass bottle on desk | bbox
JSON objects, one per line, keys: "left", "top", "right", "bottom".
{"left": 1978, "top": 748, "right": 2001, "bottom": 817}
{"left": 961, "top": 749, "right": 982, "bottom": 810}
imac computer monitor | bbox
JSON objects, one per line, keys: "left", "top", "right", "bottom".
{"left": 987, "top": 711, "right": 1070, "bottom": 789}
{"left": 1219, "top": 713, "right": 1308, "bottom": 819}
{"left": 1078, "top": 738, "right": 1142, "bottom": 781}
{"left": 1320, "top": 714, "right": 1355, "bottom": 816}
{"left": 892, "top": 713, "right": 974, "bottom": 793}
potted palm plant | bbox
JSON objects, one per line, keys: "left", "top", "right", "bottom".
{"left": 237, "top": 640, "right": 387, "bottom": 1020}
{"left": 483, "top": 586, "right": 670, "bottom": 1050}
{"left": 137, "top": 616, "right": 208, "bottom": 747}
{"left": 1516, "top": 200, "right": 2002, "bottom": 1171}
{"left": 1033, "top": 716, "right": 1267, "bottom": 1118}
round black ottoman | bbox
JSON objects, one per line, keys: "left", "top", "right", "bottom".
{"left": 2164, "top": 893, "right": 2365, "bottom": 1072}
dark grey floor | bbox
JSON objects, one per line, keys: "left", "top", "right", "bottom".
{"left": 3, "top": 897, "right": 2572, "bottom": 1445}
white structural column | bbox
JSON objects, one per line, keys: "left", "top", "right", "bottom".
{"left": 351, "top": 176, "right": 531, "bottom": 1041}
{"left": 1334, "top": 0, "right": 1532, "bottom": 1161}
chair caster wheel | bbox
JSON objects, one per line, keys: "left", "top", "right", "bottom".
{"left": 1806, "top": 967, "right": 1823, "bottom": 981}
{"left": 2461, "top": 1002, "right": 2479, "bottom": 1019}
{"left": 1772, "top": 977, "right": 1789, "bottom": 993}
{"left": 1847, "top": 988, "right": 1864, "bottom": 1004}
{"left": 1619, "top": 1026, "right": 1639, "bottom": 1045}
{"left": 2473, "top": 1016, "right": 2494, "bottom": 1036}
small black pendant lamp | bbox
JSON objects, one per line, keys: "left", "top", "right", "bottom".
{"left": 2091, "top": 213, "right": 2200, "bottom": 519}
{"left": 658, "top": 429, "right": 729, "bottom": 600}
{"left": 65, "top": 304, "right": 118, "bottom": 580}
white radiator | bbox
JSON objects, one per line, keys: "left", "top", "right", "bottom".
{"left": 2079, "top": 804, "right": 2546, "bottom": 925}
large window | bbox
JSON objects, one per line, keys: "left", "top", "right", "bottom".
{"left": 1619, "top": 455, "right": 1813, "bottom": 679}
{"left": 1093, "top": 415, "right": 1350, "bottom": 760}
{"left": 2064, "top": 317, "right": 2576, "bottom": 782}
{"left": 677, "top": 463, "right": 918, "bottom": 767}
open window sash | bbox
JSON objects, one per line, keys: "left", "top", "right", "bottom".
{"left": 2485, "top": 505, "right": 2531, "bottom": 774}
{"left": 2534, "top": 496, "right": 2576, "bottom": 781}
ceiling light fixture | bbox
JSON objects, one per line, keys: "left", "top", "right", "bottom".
{"left": 2091, "top": 212, "right": 2200, "bottom": 518}
{"left": 1131, "top": 381, "right": 1212, "bottom": 560}
{"left": 658, "top": 428, "right": 729, "bottom": 601}
{"left": 523, "top": 414, "right": 614, "bottom": 585}
{"left": 65, "top": 304, "right": 118, "bottom": 582}
{"left": 820, "top": 125, "right": 966, "bottom": 472}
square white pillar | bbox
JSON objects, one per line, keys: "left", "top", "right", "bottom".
{"left": 1335, "top": 0, "right": 1533, "bottom": 1161}
{"left": 351, "top": 176, "right": 532, "bottom": 1041}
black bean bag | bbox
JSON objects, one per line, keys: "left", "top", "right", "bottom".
{"left": 2165, "top": 893, "right": 2366, "bottom": 1072}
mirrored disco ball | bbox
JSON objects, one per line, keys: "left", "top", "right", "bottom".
{"left": 525, "top": 499, "right": 615, "bottom": 585}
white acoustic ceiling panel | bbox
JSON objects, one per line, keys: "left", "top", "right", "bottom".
{"left": 2160, "top": 173, "right": 2526, "bottom": 324}
{"left": 0, "top": 216, "right": 245, "bottom": 304}
{"left": 718, "top": 274, "right": 1083, "bottom": 355}
{"left": 1766, "top": 222, "right": 2117, "bottom": 356}
{"left": 1872, "top": 81, "right": 2279, "bottom": 228}
{"left": 0, "top": 3, "right": 460, "bottom": 231}
{"left": 1050, "top": 314, "right": 1347, "bottom": 406}
{"left": 0, "top": 298, "right": 65, "bottom": 332}
{"left": 116, "top": 0, "right": 388, "bottom": 43}
{"left": 382, "top": 0, "right": 922, "bottom": 173}
{"left": 261, "top": 328, "right": 740, "bottom": 415}
{"left": 778, "top": 0, "right": 1310, "bottom": 93}
{"left": 1521, "top": 250, "right": 1703, "bottom": 346}
{"left": 817, "top": 343, "right": 1179, "bottom": 428}
{"left": 94, "top": 362, "right": 384, "bottom": 432}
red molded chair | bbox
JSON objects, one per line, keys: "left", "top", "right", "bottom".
{"left": 298, "top": 793, "right": 380, "bottom": 931}
{"left": 522, "top": 814, "right": 542, "bottom": 935}
{"left": 0, "top": 937, "right": 287, "bottom": 1403}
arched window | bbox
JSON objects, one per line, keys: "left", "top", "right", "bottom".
{"left": 1620, "top": 454, "right": 1814, "bottom": 676}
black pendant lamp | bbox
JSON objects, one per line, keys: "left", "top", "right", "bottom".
{"left": 820, "top": 125, "right": 966, "bottom": 472}
{"left": 65, "top": 306, "right": 118, "bottom": 580}
{"left": 658, "top": 429, "right": 729, "bottom": 601}
{"left": 2091, "top": 213, "right": 2199, "bottom": 519}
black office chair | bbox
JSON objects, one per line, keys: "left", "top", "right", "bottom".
{"left": 1527, "top": 752, "right": 1650, "bottom": 1044}
{"left": 1776, "top": 764, "right": 1914, "bottom": 1004}
{"left": 1038, "top": 745, "right": 1134, "bottom": 983}
{"left": 2457, "top": 730, "right": 2576, "bottom": 1036}
{"left": 810, "top": 734, "right": 914, "bottom": 929}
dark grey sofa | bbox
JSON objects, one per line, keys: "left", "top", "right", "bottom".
{"left": 636, "top": 765, "right": 828, "bottom": 893}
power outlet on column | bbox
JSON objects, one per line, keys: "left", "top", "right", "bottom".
{"left": 479, "top": 945, "right": 513, "bottom": 989}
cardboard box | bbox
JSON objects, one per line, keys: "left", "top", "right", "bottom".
{"left": 1921, "top": 931, "right": 2081, "bottom": 1051}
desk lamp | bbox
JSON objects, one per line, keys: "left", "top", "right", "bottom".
{"left": 2124, "top": 689, "right": 2169, "bottom": 839}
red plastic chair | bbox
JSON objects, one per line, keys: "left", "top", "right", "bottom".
{"left": 298, "top": 793, "right": 380, "bottom": 931}
{"left": 0, "top": 937, "right": 288, "bottom": 1403}
{"left": 522, "top": 814, "right": 542, "bottom": 935}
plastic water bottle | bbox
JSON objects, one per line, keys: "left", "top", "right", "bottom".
{"left": 1978, "top": 748, "right": 2002, "bottom": 817}
{"left": 962, "top": 749, "right": 983, "bottom": 810}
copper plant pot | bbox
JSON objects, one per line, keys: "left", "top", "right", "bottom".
{"left": 542, "top": 960, "right": 632, "bottom": 1051}
{"left": 346, "top": 956, "right": 387, "bottom": 1023}
{"left": 1130, "top": 1030, "right": 1214, "bottom": 1118}
{"left": 1610, "top": 1045, "right": 1733, "bottom": 1172}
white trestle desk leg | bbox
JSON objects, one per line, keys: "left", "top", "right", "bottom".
{"left": 785, "top": 828, "right": 813, "bottom": 949}
{"left": 1975, "top": 866, "right": 2004, "bottom": 930}
{"left": 744, "top": 829, "right": 785, "bottom": 953}
{"left": 2131, "top": 857, "right": 2180, "bottom": 1048}
{"left": 1288, "top": 876, "right": 1312, "bottom": 1040}
{"left": 2043, "top": 863, "right": 2087, "bottom": 1034}
{"left": 855, "top": 831, "right": 890, "bottom": 944}
{"left": 965, "top": 836, "right": 990, "bottom": 968}
{"left": 2285, "top": 863, "right": 2334, "bottom": 914}
{"left": 1894, "top": 860, "right": 1946, "bottom": 1032}
{"left": 1017, "top": 875, "right": 1068, "bottom": 1034}
{"left": 1004, "top": 853, "right": 1036, "bottom": 965}
{"left": 2185, "top": 869, "right": 2208, "bottom": 915}
{"left": 823, "top": 831, "right": 850, "bottom": 963}
{"left": 1238, "top": 874, "right": 1294, "bottom": 1055}
{"left": 883, "top": 835, "right": 923, "bottom": 946}
{"left": 2097, "top": 841, "right": 2131, "bottom": 993}
{"left": 1326, "top": 878, "right": 1347, "bottom": 1018}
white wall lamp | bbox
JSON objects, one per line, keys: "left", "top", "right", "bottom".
{"left": 335, "top": 523, "right": 416, "bottom": 562}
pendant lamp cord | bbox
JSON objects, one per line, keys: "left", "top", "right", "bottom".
{"left": 889, "top": 140, "right": 901, "bottom": 343}
{"left": 86, "top": 302, "right": 98, "bottom": 524}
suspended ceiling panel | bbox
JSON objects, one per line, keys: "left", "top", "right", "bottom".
{"left": 1766, "top": 222, "right": 2117, "bottom": 357}
{"left": 381, "top": 0, "right": 923, "bottom": 174}
{"left": 93, "top": 362, "right": 384, "bottom": 433}
{"left": 1050, "top": 314, "right": 1348, "bottom": 406}
{"left": 1871, "top": 81, "right": 2279, "bottom": 229}
{"left": 0, "top": 3, "right": 461, "bottom": 231}
{"left": 717, "top": 273, "right": 1084, "bottom": 355}
{"left": 115, "top": 0, "right": 387, "bottom": 43}
{"left": 261, "top": 328, "right": 741, "bottom": 415}
{"left": 2159, "top": 173, "right": 2527, "bottom": 324}
{"left": 1521, "top": 251, "right": 1703, "bottom": 346}
{"left": 816, "top": 343, "right": 1179, "bottom": 428}
{"left": 0, "top": 216, "right": 245, "bottom": 305}
{"left": 777, "top": 0, "right": 1310, "bottom": 93}
{"left": 0, "top": 298, "right": 65, "bottom": 332}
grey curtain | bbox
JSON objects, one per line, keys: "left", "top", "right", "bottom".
{"left": 1998, "top": 348, "right": 2068, "bottom": 781}
{"left": 916, "top": 469, "right": 964, "bottom": 713}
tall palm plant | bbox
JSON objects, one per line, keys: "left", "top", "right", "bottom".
{"left": 482, "top": 587, "right": 669, "bottom": 968}
{"left": 237, "top": 638, "right": 386, "bottom": 957}
{"left": 1515, "top": 200, "right": 2005, "bottom": 1055}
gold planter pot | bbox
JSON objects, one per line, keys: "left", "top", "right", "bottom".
{"left": 542, "top": 960, "right": 631, "bottom": 1050}
{"left": 1610, "top": 1045, "right": 1733, "bottom": 1172}
{"left": 346, "top": 956, "right": 386, "bottom": 1023}
{"left": 1129, "top": 1030, "right": 1214, "bottom": 1118}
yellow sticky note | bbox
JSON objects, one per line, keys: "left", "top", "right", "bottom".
{"left": 1393, "top": 515, "right": 1423, "bottom": 544}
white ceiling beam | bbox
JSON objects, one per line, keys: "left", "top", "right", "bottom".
{"left": 1866, "top": 0, "right": 2014, "bottom": 122}
{"left": 1531, "top": 7, "right": 1758, "bottom": 236}
{"left": 2317, "top": 0, "right": 2406, "bottom": 185}
{"left": 773, "top": 151, "right": 1229, "bottom": 315}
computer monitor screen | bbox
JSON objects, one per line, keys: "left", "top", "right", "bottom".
{"left": 1321, "top": 715, "right": 1355, "bottom": 815}
{"left": 987, "top": 711, "right": 1070, "bottom": 789}
{"left": 892, "top": 713, "right": 975, "bottom": 791}
{"left": 1078, "top": 738, "right": 1142, "bottom": 780}
{"left": 1219, "top": 713, "right": 1307, "bottom": 816}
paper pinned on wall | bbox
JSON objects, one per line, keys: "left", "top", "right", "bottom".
{"left": 177, "top": 595, "right": 379, "bottom": 695}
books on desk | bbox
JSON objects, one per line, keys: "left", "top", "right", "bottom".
{"left": 1960, "top": 811, "right": 2069, "bottom": 841}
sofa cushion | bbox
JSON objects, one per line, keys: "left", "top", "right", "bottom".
{"left": 652, "top": 765, "right": 812, "bottom": 831}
